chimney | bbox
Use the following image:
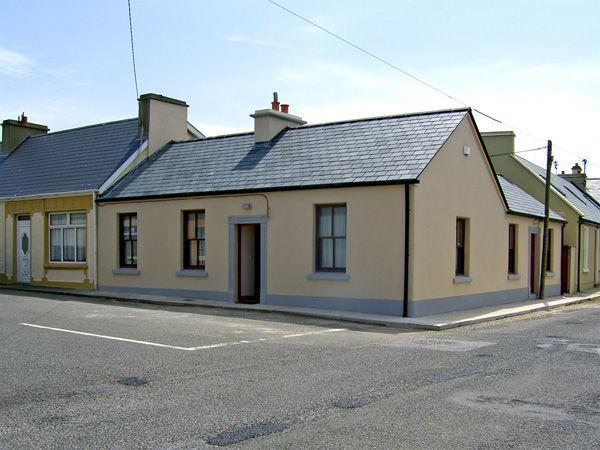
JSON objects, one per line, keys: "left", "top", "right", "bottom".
{"left": 1, "top": 113, "right": 49, "bottom": 154}
{"left": 251, "top": 92, "right": 306, "bottom": 143}
{"left": 480, "top": 131, "right": 516, "bottom": 157}
{"left": 559, "top": 162, "right": 587, "bottom": 191}
{"left": 138, "top": 93, "right": 189, "bottom": 155}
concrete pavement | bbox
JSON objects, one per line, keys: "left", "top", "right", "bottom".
{"left": 1, "top": 289, "right": 600, "bottom": 448}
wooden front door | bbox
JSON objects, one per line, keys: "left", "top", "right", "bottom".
{"left": 530, "top": 233, "right": 537, "bottom": 295}
{"left": 237, "top": 224, "right": 260, "bottom": 303}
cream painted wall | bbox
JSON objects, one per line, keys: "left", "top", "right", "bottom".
{"left": 410, "top": 115, "right": 562, "bottom": 302}
{"left": 97, "top": 185, "right": 406, "bottom": 301}
{"left": 5, "top": 215, "right": 13, "bottom": 278}
{"left": 0, "top": 202, "right": 5, "bottom": 276}
{"left": 147, "top": 100, "right": 189, "bottom": 155}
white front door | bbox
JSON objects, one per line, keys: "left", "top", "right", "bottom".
{"left": 16, "top": 216, "right": 31, "bottom": 284}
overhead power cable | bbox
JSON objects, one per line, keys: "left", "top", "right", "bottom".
{"left": 490, "top": 146, "right": 547, "bottom": 158}
{"left": 265, "top": 0, "right": 597, "bottom": 170}
{"left": 127, "top": 0, "right": 140, "bottom": 99}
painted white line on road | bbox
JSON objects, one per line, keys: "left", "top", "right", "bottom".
{"left": 20, "top": 323, "right": 194, "bottom": 351}
{"left": 21, "top": 323, "right": 347, "bottom": 352}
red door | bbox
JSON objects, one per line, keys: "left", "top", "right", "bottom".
{"left": 561, "top": 245, "right": 569, "bottom": 294}
{"left": 530, "top": 234, "right": 537, "bottom": 294}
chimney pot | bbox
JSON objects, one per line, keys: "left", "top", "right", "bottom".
{"left": 280, "top": 104, "right": 289, "bottom": 114}
{"left": 572, "top": 163, "right": 582, "bottom": 175}
{"left": 271, "top": 92, "right": 280, "bottom": 111}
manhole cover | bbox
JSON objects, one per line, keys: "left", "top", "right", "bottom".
{"left": 118, "top": 377, "right": 149, "bottom": 387}
{"left": 333, "top": 396, "right": 371, "bottom": 409}
{"left": 206, "top": 422, "right": 288, "bottom": 446}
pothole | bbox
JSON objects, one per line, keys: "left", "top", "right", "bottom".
{"left": 332, "top": 396, "right": 371, "bottom": 409}
{"left": 205, "top": 421, "right": 288, "bottom": 446}
{"left": 118, "top": 377, "right": 149, "bottom": 387}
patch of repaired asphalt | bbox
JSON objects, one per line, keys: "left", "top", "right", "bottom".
{"left": 205, "top": 421, "right": 288, "bottom": 446}
{"left": 332, "top": 396, "right": 371, "bottom": 409}
{"left": 535, "top": 338, "right": 600, "bottom": 355}
{"left": 386, "top": 338, "right": 496, "bottom": 352}
{"left": 451, "top": 393, "right": 600, "bottom": 426}
{"left": 117, "top": 376, "right": 149, "bottom": 387}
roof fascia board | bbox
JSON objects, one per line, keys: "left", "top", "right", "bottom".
{"left": 98, "top": 179, "right": 420, "bottom": 204}
{"left": 98, "top": 139, "right": 148, "bottom": 194}
{"left": 0, "top": 189, "right": 93, "bottom": 202}
{"left": 187, "top": 123, "right": 204, "bottom": 139}
{"left": 514, "top": 155, "right": 584, "bottom": 217}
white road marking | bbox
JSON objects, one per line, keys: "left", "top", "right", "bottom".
{"left": 20, "top": 323, "right": 194, "bottom": 351}
{"left": 20, "top": 323, "right": 346, "bottom": 352}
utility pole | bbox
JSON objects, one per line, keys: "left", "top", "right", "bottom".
{"left": 539, "top": 140, "right": 553, "bottom": 299}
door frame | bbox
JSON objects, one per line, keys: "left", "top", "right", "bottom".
{"left": 16, "top": 215, "right": 32, "bottom": 284}
{"left": 228, "top": 215, "right": 267, "bottom": 303}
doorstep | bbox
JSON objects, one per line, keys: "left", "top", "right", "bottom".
{"left": 2, "top": 284, "right": 599, "bottom": 331}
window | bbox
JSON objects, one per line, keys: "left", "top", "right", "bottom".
{"left": 508, "top": 224, "right": 517, "bottom": 274}
{"left": 583, "top": 226, "right": 589, "bottom": 272}
{"left": 456, "top": 218, "right": 468, "bottom": 276}
{"left": 316, "top": 205, "right": 346, "bottom": 272}
{"left": 119, "top": 213, "right": 138, "bottom": 268}
{"left": 183, "top": 211, "right": 206, "bottom": 269}
{"left": 545, "top": 229, "right": 553, "bottom": 272}
{"left": 49, "top": 212, "right": 87, "bottom": 263}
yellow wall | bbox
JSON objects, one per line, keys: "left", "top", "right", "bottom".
{"left": 97, "top": 185, "right": 406, "bottom": 301}
{"left": 410, "top": 116, "right": 562, "bottom": 302}
{"left": 0, "top": 194, "right": 94, "bottom": 288}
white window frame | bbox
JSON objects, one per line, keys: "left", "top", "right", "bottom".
{"left": 48, "top": 212, "right": 87, "bottom": 263}
{"left": 583, "top": 225, "right": 589, "bottom": 272}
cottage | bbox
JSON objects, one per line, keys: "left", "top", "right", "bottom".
{"left": 482, "top": 131, "right": 600, "bottom": 293}
{"left": 96, "top": 97, "right": 564, "bottom": 317}
{"left": 0, "top": 94, "right": 202, "bottom": 289}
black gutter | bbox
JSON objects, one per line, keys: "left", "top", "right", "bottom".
{"left": 98, "top": 179, "right": 420, "bottom": 203}
{"left": 403, "top": 184, "right": 410, "bottom": 318}
{"left": 577, "top": 218, "right": 582, "bottom": 292}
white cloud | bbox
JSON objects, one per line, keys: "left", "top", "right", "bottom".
{"left": 224, "top": 34, "right": 286, "bottom": 48}
{"left": 0, "top": 47, "right": 34, "bottom": 76}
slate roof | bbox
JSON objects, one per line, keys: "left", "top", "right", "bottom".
{"left": 586, "top": 178, "right": 600, "bottom": 204}
{"left": 0, "top": 118, "right": 141, "bottom": 198}
{"left": 517, "top": 156, "right": 600, "bottom": 224}
{"left": 101, "top": 108, "right": 469, "bottom": 200}
{"left": 497, "top": 175, "right": 564, "bottom": 221}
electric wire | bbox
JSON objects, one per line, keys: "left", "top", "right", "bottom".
{"left": 127, "top": 0, "right": 139, "bottom": 99}
{"left": 265, "top": 0, "right": 597, "bottom": 170}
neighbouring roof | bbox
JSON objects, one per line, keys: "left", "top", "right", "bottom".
{"left": 0, "top": 118, "right": 142, "bottom": 198}
{"left": 101, "top": 108, "right": 470, "bottom": 200}
{"left": 497, "top": 175, "right": 564, "bottom": 221}
{"left": 586, "top": 178, "right": 600, "bottom": 205}
{"left": 517, "top": 156, "right": 600, "bottom": 224}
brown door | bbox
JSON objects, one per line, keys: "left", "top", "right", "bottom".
{"left": 561, "top": 245, "right": 570, "bottom": 294}
{"left": 530, "top": 233, "right": 537, "bottom": 294}
{"left": 237, "top": 224, "right": 260, "bottom": 304}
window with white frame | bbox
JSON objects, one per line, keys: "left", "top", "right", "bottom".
{"left": 49, "top": 212, "right": 87, "bottom": 263}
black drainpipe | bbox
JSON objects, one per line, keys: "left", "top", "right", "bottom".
{"left": 403, "top": 184, "right": 410, "bottom": 318}
{"left": 577, "top": 218, "right": 582, "bottom": 292}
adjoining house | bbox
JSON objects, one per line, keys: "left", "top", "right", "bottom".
{"left": 482, "top": 131, "right": 600, "bottom": 293}
{"left": 586, "top": 178, "right": 600, "bottom": 205}
{"left": 96, "top": 97, "right": 564, "bottom": 317}
{"left": 0, "top": 94, "right": 202, "bottom": 289}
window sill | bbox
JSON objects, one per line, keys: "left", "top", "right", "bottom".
{"left": 583, "top": 268, "right": 590, "bottom": 273}
{"left": 453, "top": 275, "right": 472, "bottom": 284}
{"left": 45, "top": 263, "right": 88, "bottom": 270}
{"left": 545, "top": 271, "right": 555, "bottom": 277}
{"left": 507, "top": 273, "right": 521, "bottom": 280}
{"left": 307, "top": 272, "right": 350, "bottom": 281}
{"left": 112, "top": 268, "right": 140, "bottom": 276}
{"left": 176, "top": 269, "right": 208, "bottom": 278}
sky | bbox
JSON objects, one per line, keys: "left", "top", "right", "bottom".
{"left": 1, "top": 0, "right": 599, "bottom": 175}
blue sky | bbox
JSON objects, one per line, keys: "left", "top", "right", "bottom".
{"left": 2, "top": 0, "right": 599, "bottom": 174}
